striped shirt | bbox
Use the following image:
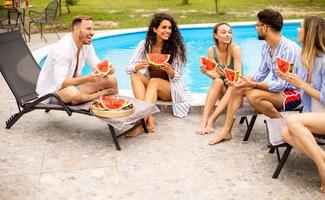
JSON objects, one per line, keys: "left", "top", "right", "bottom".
{"left": 252, "top": 36, "right": 301, "bottom": 92}
{"left": 126, "top": 40, "right": 191, "bottom": 118}
{"left": 296, "top": 52, "right": 325, "bottom": 112}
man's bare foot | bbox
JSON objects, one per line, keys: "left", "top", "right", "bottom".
{"left": 208, "top": 129, "right": 232, "bottom": 145}
{"left": 195, "top": 121, "right": 207, "bottom": 135}
{"left": 147, "top": 116, "right": 155, "bottom": 132}
{"left": 101, "top": 88, "right": 115, "bottom": 96}
{"left": 125, "top": 125, "right": 144, "bottom": 137}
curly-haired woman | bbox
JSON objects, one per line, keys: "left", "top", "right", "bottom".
{"left": 126, "top": 13, "right": 190, "bottom": 136}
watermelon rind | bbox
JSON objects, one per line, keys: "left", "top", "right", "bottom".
{"left": 100, "top": 96, "right": 126, "bottom": 111}
{"left": 92, "top": 101, "right": 106, "bottom": 110}
{"left": 276, "top": 57, "right": 294, "bottom": 74}
{"left": 146, "top": 53, "right": 170, "bottom": 67}
{"left": 95, "top": 60, "right": 111, "bottom": 76}
{"left": 224, "top": 68, "right": 240, "bottom": 83}
{"left": 200, "top": 56, "right": 217, "bottom": 71}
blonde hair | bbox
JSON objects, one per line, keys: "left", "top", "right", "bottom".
{"left": 213, "top": 22, "right": 233, "bottom": 66}
{"left": 301, "top": 16, "right": 325, "bottom": 78}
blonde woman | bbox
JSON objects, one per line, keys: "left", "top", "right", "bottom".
{"left": 196, "top": 22, "right": 242, "bottom": 135}
{"left": 279, "top": 16, "right": 325, "bottom": 193}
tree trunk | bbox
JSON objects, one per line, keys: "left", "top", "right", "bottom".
{"left": 182, "top": 0, "right": 189, "bottom": 4}
{"left": 215, "top": 0, "right": 219, "bottom": 15}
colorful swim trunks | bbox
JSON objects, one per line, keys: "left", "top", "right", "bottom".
{"left": 281, "top": 90, "right": 303, "bottom": 111}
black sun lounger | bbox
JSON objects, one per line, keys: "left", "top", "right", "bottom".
{"left": 264, "top": 118, "right": 325, "bottom": 178}
{"left": 0, "top": 31, "right": 158, "bottom": 150}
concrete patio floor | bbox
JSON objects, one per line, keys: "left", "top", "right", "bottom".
{"left": 0, "top": 32, "right": 324, "bottom": 199}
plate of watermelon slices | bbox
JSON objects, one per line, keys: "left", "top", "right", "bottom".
{"left": 90, "top": 95, "right": 135, "bottom": 118}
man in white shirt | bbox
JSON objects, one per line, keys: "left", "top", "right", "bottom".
{"left": 36, "top": 15, "right": 117, "bottom": 105}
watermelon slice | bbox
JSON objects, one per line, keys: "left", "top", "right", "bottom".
{"left": 224, "top": 68, "right": 240, "bottom": 83}
{"left": 92, "top": 101, "right": 106, "bottom": 110}
{"left": 276, "top": 57, "right": 294, "bottom": 73}
{"left": 200, "top": 56, "right": 217, "bottom": 71}
{"left": 146, "top": 53, "right": 170, "bottom": 67}
{"left": 95, "top": 60, "right": 111, "bottom": 75}
{"left": 99, "top": 96, "right": 132, "bottom": 111}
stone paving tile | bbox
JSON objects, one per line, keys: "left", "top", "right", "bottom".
{"left": 35, "top": 167, "right": 119, "bottom": 200}
{"left": 1, "top": 69, "right": 325, "bottom": 199}
{"left": 0, "top": 125, "right": 47, "bottom": 176}
{"left": 0, "top": 174, "right": 39, "bottom": 200}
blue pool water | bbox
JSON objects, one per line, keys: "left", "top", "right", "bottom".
{"left": 40, "top": 23, "right": 300, "bottom": 93}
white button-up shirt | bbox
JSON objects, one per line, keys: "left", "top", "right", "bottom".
{"left": 36, "top": 33, "right": 100, "bottom": 97}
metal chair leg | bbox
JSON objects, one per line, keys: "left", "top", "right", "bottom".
{"left": 108, "top": 125, "right": 121, "bottom": 151}
{"left": 239, "top": 117, "right": 246, "bottom": 124}
{"left": 50, "top": 24, "right": 60, "bottom": 39}
{"left": 243, "top": 115, "right": 257, "bottom": 141}
{"left": 272, "top": 146, "right": 292, "bottom": 178}
{"left": 141, "top": 118, "right": 148, "bottom": 133}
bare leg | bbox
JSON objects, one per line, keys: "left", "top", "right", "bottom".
{"left": 205, "top": 86, "right": 232, "bottom": 133}
{"left": 125, "top": 73, "right": 150, "bottom": 137}
{"left": 79, "top": 75, "right": 118, "bottom": 94}
{"left": 246, "top": 89, "right": 283, "bottom": 118}
{"left": 144, "top": 78, "right": 171, "bottom": 132}
{"left": 196, "top": 78, "right": 225, "bottom": 135}
{"left": 130, "top": 72, "right": 149, "bottom": 100}
{"left": 208, "top": 87, "right": 251, "bottom": 145}
{"left": 285, "top": 113, "right": 325, "bottom": 192}
{"left": 56, "top": 86, "right": 115, "bottom": 105}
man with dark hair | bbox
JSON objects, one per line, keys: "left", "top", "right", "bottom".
{"left": 208, "top": 9, "right": 302, "bottom": 145}
{"left": 36, "top": 15, "right": 118, "bottom": 105}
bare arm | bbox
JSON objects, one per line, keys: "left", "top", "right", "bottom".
{"left": 232, "top": 45, "right": 242, "bottom": 73}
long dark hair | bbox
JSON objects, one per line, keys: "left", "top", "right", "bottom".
{"left": 145, "top": 13, "right": 186, "bottom": 64}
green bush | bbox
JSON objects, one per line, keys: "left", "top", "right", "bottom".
{"left": 65, "top": 0, "right": 78, "bottom": 5}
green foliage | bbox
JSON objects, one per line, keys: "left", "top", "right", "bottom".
{"left": 28, "top": 0, "right": 325, "bottom": 31}
{"left": 65, "top": 0, "right": 78, "bottom": 5}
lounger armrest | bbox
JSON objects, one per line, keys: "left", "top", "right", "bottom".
{"left": 24, "top": 93, "right": 72, "bottom": 116}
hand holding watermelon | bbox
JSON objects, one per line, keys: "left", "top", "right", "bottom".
{"left": 224, "top": 68, "right": 240, "bottom": 84}
{"left": 233, "top": 75, "right": 255, "bottom": 89}
{"left": 95, "top": 59, "right": 113, "bottom": 76}
{"left": 160, "top": 62, "right": 175, "bottom": 77}
{"left": 134, "top": 60, "right": 150, "bottom": 71}
{"left": 200, "top": 56, "right": 217, "bottom": 71}
{"left": 284, "top": 73, "right": 305, "bottom": 89}
{"left": 88, "top": 71, "right": 106, "bottom": 82}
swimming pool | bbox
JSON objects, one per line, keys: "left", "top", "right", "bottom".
{"left": 39, "top": 21, "right": 301, "bottom": 93}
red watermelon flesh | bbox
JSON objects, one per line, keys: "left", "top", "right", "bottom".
{"left": 100, "top": 96, "right": 126, "bottom": 111}
{"left": 201, "top": 56, "right": 217, "bottom": 71}
{"left": 96, "top": 60, "right": 111, "bottom": 75}
{"left": 224, "top": 68, "right": 240, "bottom": 82}
{"left": 146, "top": 53, "right": 170, "bottom": 67}
{"left": 276, "top": 57, "right": 294, "bottom": 73}
{"left": 92, "top": 101, "right": 106, "bottom": 110}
